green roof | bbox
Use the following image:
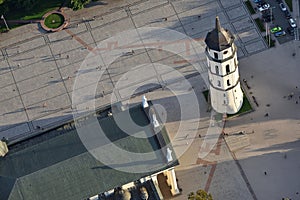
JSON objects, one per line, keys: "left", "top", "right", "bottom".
{"left": 0, "top": 104, "right": 177, "bottom": 200}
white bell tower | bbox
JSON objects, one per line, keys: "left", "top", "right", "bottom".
{"left": 204, "top": 16, "right": 243, "bottom": 114}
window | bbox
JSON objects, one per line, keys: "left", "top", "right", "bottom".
{"left": 223, "top": 100, "right": 226, "bottom": 105}
{"left": 227, "top": 80, "right": 231, "bottom": 86}
{"left": 223, "top": 94, "right": 226, "bottom": 97}
{"left": 224, "top": 50, "right": 228, "bottom": 55}
{"left": 214, "top": 52, "right": 218, "bottom": 59}
{"left": 215, "top": 66, "right": 219, "bottom": 75}
{"left": 218, "top": 80, "right": 221, "bottom": 87}
{"left": 226, "top": 64, "right": 230, "bottom": 74}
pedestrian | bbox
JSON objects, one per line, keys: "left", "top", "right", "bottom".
{"left": 66, "top": 55, "right": 69, "bottom": 59}
{"left": 131, "top": 50, "right": 135, "bottom": 54}
{"left": 185, "top": 134, "right": 188, "bottom": 139}
{"left": 198, "top": 15, "right": 201, "bottom": 19}
{"left": 264, "top": 171, "right": 267, "bottom": 175}
{"left": 199, "top": 134, "right": 201, "bottom": 138}
{"left": 284, "top": 153, "right": 287, "bottom": 159}
{"left": 163, "top": 17, "right": 167, "bottom": 21}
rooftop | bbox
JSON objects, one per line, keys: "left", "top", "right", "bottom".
{"left": 0, "top": 103, "right": 177, "bottom": 200}
{"left": 205, "top": 16, "right": 235, "bottom": 51}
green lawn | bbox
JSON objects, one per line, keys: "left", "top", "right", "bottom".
{"left": 44, "top": 13, "right": 64, "bottom": 28}
{"left": 255, "top": 18, "right": 266, "bottom": 32}
{"left": 264, "top": 35, "right": 276, "bottom": 47}
{"left": 5, "top": 0, "right": 64, "bottom": 20}
{"left": 227, "top": 95, "right": 253, "bottom": 118}
{"left": 203, "top": 90, "right": 209, "bottom": 102}
{"left": 202, "top": 90, "right": 253, "bottom": 117}
{"left": 245, "top": 0, "right": 256, "bottom": 14}
{"left": 285, "top": 0, "right": 293, "bottom": 12}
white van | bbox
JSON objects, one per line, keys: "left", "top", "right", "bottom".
{"left": 289, "top": 18, "right": 297, "bottom": 28}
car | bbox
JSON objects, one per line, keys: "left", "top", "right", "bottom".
{"left": 288, "top": 18, "right": 297, "bottom": 28}
{"left": 284, "top": 10, "right": 291, "bottom": 18}
{"left": 253, "top": 0, "right": 261, "bottom": 3}
{"left": 274, "top": 30, "right": 286, "bottom": 37}
{"left": 276, "top": 0, "right": 282, "bottom": 3}
{"left": 286, "top": 27, "right": 295, "bottom": 36}
{"left": 270, "top": 26, "right": 282, "bottom": 33}
{"left": 258, "top": 3, "right": 270, "bottom": 11}
{"left": 279, "top": 3, "right": 287, "bottom": 11}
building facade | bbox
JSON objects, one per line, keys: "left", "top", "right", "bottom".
{"left": 205, "top": 16, "right": 243, "bottom": 114}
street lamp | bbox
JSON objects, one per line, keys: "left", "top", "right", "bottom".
{"left": 1, "top": 15, "right": 10, "bottom": 31}
{"left": 269, "top": 6, "right": 276, "bottom": 47}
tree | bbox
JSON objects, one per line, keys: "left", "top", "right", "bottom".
{"left": 70, "top": 0, "right": 91, "bottom": 10}
{"left": 188, "top": 189, "right": 213, "bottom": 200}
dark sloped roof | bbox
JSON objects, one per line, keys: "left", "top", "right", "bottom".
{"left": 0, "top": 105, "right": 178, "bottom": 200}
{"left": 205, "top": 16, "right": 234, "bottom": 51}
{"left": 0, "top": 176, "right": 16, "bottom": 200}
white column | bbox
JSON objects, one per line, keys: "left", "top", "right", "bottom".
{"left": 168, "top": 168, "right": 180, "bottom": 195}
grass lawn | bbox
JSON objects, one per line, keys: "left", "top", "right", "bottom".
{"left": 245, "top": 0, "right": 256, "bottom": 14}
{"left": 264, "top": 35, "right": 276, "bottom": 47}
{"left": 227, "top": 95, "right": 253, "bottom": 118}
{"left": 5, "top": 0, "right": 64, "bottom": 20}
{"left": 255, "top": 18, "right": 266, "bottom": 32}
{"left": 44, "top": 13, "right": 64, "bottom": 28}
{"left": 203, "top": 90, "right": 209, "bottom": 102}
{"left": 202, "top": 90, "right": 253, "bottom": 117}
{"left": 285, "top": 0, "right": 293, "bottom": 12}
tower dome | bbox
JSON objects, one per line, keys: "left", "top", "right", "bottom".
{"left": 205, "top": 16, "right": 234, "bottom": 51}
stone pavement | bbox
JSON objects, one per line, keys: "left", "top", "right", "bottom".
{"left": 0, "top": 0, "right": 298, "bottom": 199}
{"left": 225, "top": 40, "right": 300, "bottom": 200}
{"left": 0, "top": 0, "right": 268, "bottom": 143}
{"left": 128, "top": 74, "right": 255, "bottom": 200}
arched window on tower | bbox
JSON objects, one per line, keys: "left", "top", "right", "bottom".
{"left": 227, "top": 79, "right": 231, "bottom": 86}
{"left": 226, "top": 64, "right": 230, "bottom": 74}
{"left": 215, "top": 66, "right": 219, "bottom": 75}
{"left": 214, "top": 52, "right": 218, "bottom": 59}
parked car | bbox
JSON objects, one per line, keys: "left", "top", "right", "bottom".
{"left": 274, "top": 30, "right": 286, "bottom": 37}
{"left": 288, "top": 18, "right": 297, "bottom": 28}
{"left": 284, "top": 10, "right": 291, "bottom": 18}
{"left": 279, "top": 3, "right": 287, "bottom": 11}
{"left": 270, "top": 26, "right": 282, "bottom": 33}
{"left": 276, "top": 0, "right": 282, "bottom": 3}
{"left": 253, "top": 0, "right": 261, "bottom": 3}
{"left": 258, "top": 3, "right": 270, "bottom": 12}
{"left": 286, "top": 27, "right": 295, "bottom": 36}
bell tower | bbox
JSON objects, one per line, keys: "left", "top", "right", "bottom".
{"left": 204, "top": 16, "right": 243, "bottom": 114}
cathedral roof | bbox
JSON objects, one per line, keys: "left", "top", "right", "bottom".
{"left": 205, "top": 16, "right": 234, "bottom": 51}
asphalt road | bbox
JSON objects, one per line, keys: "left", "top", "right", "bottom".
{"left": 261, "top": 0, "right": 298, "bottom": 44}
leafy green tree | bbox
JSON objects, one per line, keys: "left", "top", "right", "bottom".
{"left": 0, "top": 0, "right": 8, "bottom": 15}
{"left": 70, "top": 0, "right": 90, "bottom": 10}
{"left": 188, "top": 189, "right": 213, "bottom": 200}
